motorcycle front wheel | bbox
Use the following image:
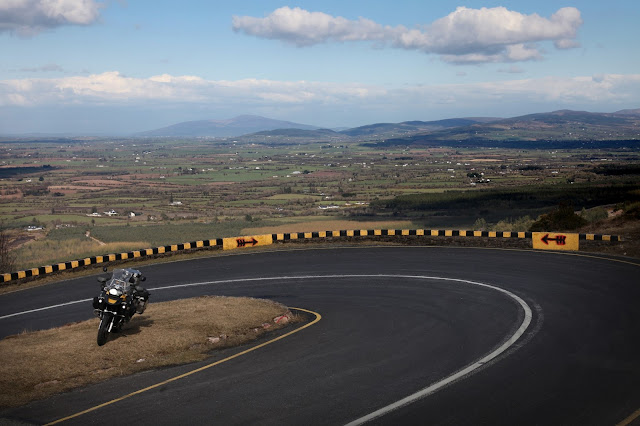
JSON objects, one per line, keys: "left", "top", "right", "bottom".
{"left": 97, "top": 313, "right": 111, "bottom": 346}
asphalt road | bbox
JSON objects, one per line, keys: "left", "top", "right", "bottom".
{"left": 0, "top": 246, "right": 639, "bottom": 425}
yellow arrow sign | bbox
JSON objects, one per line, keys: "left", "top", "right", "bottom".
{"left": 222, "top": 234, "right": 272, "bottom": 251}
{"left": 532, "top": 232, "right": 579, "bottom": 251}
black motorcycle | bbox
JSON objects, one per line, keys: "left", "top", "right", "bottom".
{"left": 92, "top": 267, "right": 150, "bottom": 346}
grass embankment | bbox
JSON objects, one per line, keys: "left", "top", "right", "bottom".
{"left": 0, "top": 296, "right": 296, "bottom": 408}
{"left": 11, "top": 221, "right": 248, "bottom": 270}
{"left": 13, "top": 239, "right": 152, "bottom": 270}
{"left": 87, "top": 222, "right": 248, "bottom": 246}
{"left": 12, "top": 219, "right": 416, "bottom": 271}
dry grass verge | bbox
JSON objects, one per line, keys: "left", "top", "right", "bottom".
{"left": 0, "top": 296, "right": 298, "bottom": 408}
{"left": 13, "top": 239, "right": 153, "bottom": 270}
{"left": 578, "top": 217, "right": 640, "bottom": 259}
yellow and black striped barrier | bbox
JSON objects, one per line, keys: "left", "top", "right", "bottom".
{"left": 2, "top": 238, "right": 223, "bottom": 284}
{"left": 272, "top": 229, "right": 533, "bottom": 240}
{"left": 1, "top": 230, "right": 622, "bottom": 284}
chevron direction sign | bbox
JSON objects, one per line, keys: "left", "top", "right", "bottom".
{"left": 222, "top": 234, "right": 272, "bottom": 251}
{"left": 532, "top": 232, "right": 579, "bottom": 251}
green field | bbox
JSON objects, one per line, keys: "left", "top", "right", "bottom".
{"left": 2, "top": 137, "right": 640, "bottom": 271}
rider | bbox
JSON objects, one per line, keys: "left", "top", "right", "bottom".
{"left": 93, "top": 268, "right": 150, "bottom": 316}
{"left": 127, "top": 270, "right": 150, "bottom": 315}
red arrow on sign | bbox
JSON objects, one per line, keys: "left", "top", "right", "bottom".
{"left": 236, "top": 237, "right": 258, "bottom": 247}
{"left": 541, "top": 233, "right": 567, "bottom": 245}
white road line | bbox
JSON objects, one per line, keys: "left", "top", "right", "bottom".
{"left": 0, "top": 299, "right": 92, "bottom": 320}
{"left": 0, "top": 273, "right": 533, "bottom": 425}
{"left": 344, "top": 275, "right": 533, "bottom": 425}
{"left": 0, "top": 277, "right": 276, "bottom": 320}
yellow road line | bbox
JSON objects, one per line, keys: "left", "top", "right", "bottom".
{"left": 45, "top": 307, "right": 321, "bottom": 425}
{"left": 525, "top": 247, "right": 640, "bottom": 268}
{"left": 618, "top": 407, "right": 640, "bottom": 426}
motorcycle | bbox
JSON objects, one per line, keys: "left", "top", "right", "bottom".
{"left": 92, "top": 267, "right": 150, "bottom": 346}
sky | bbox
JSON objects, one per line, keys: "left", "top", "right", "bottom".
{"left": 1, "top": 0, "right": 639, "bottom": 135}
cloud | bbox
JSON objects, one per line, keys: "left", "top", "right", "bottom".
{"left": 554, "top": 39, "right": 580, "bottom": 49}
{"left": 2, "top": 72, "right": 639, "bottom": 133}
{"left": 498, "top": 65, "right": 525, "bottom": 74}
{"left": 232, "top": 6, "right": 582, "bottom": 64}
{"left": 232, "top": 7, "right": 389, "bottom": 47}
{"left": 439, "top": 44, "right": 542, "bottom": 64}
{"left": 0, "top": 0, "right": 102, "bottom": 36}
{"left": 19, "top": 63, "right": 65, "bottom": 72}
{"left": 0, "top": 71, "right": 387, "bottom": 107}
{"left": 2, "top": 72, "right": 638, "bottom": 111}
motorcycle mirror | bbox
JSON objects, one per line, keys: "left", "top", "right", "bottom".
{"left": 141, "top": 276, "right": 146, "bottom": 282}
{"left": 102, "top": 266, "right": 108, "bottom": 272}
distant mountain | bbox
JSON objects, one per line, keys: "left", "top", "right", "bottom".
{"left": 340, "top": 118, "right": 496, "bottom": 138}
{"left": 614, "top": 108, "right": 640, "bottom": 116}
{"left": 138, "top": 115, "right": 320, "bottom": 137}
{"left": 368, "top": 109, "right": 640, "bottom": 148}
{"left": 137, "top": 115, "right": 500, "bottom": 139}
{"left": 501, "top": 109, "right": 632, "bottom": 126}
{"left": 136, "top": 109, "right": 640, "bottom": 145}
{"left": 235, "top": 119, "right": 497, "bottom": 142}
{"left": 470, "top": 109, "right": 640, "bottom": 139}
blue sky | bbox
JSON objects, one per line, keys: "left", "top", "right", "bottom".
{"left": 1, "top": 0, "right": 639, "bottom": 134}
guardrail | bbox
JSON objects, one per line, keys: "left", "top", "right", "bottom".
{"left": 2, "top": 229, "right": 622, "bottom": 284}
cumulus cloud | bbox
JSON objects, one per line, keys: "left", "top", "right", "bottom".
{"left": 232, "top": 6, "right": 583, "bottom": 64}
{"left": 0, "top": 0, "right": 102, "bottom": 36}
{"left": 232, "top": 7, "right": 389, "bottom": 47}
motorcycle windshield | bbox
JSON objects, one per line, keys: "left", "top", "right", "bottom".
{"left": 107, "top": 269, "right": 134, "bottom": 292}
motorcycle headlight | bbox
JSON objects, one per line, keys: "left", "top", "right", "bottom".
{"left": 108, "top": 288, "right": 121, "bottom": 296}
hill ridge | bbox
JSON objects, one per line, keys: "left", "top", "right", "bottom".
{"left": 134, "top": 108, "right": 640, "bottom": 141}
